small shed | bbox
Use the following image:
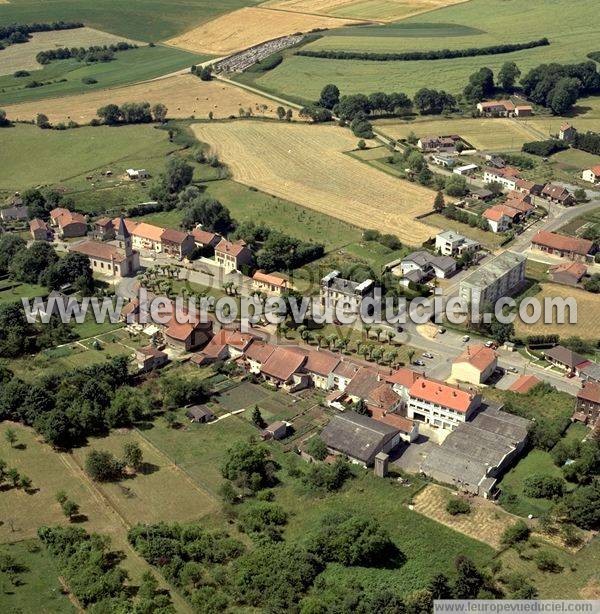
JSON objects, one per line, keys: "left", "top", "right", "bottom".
{"left": 185, "top": 405, "right": 215, "bottom": 423}
{"left": 262, "top": 421, "right": 287, "bottom": 440}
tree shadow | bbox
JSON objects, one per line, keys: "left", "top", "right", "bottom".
{"left": 70, "top": 513, "right": 89, "bottom": 524}
{"left": 138, "top": 462, "right": 159, "bottom": 476}
{"left": 13, "top": 443, "right": 27, "bottom": 451}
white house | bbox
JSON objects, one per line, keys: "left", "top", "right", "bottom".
{"left": 453, "top": 163, "right": 478, "bottom": 176}
{"left": 435, "top": 231, "right": 479, "bottom": 257}
{"left": 582, "top": 166, "right": 600, "bottom": 185}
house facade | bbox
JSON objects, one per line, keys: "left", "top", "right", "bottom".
{"left": 160, "top": 228, "right": 195, "bottom": 259}
{"left": 320, "top": 270, "right": 375, "bottom": 314}
{"left": 214, "top": 239, "right": 253, "bottom": 273}
{"left": 451, "top": 345, "right": 497, "bottom": 385}
{"left": 435, "top": 231, "right": 479, "bottom": 257}
{"left": 582, "top": 166, "right": 600, "bottom": 185}
{"left": 252, "top": 270, "right": 289, "bottom": 295}
{"left": 483, "top": 166, "right": 521, "bottom": 191}
{"left": 29, "top": 218, "right": 51, "bottom": 241}
{"left": 407, "top": 377, "right": 481, "bottom": 430}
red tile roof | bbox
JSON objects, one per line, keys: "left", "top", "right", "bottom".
{"left": 483, "top": 204, "right": 519, "bottom": 221}
{"left": 369, "top": 406, "right": 414, "bottom": 433}
{"left": 161, "top": 228, "right": 191, "bottom": 244}
{"left": 71, "top": 240, "right": 127, "bottom": 263}
{"left": 368, "top": 383, "right": 400, "bottom": 412}
{"left": 216, "top": 238, "right": 249, "bottom": 257}
{"left": 137, "top": 345, "right": 167, "bottom": 358}
{"left": 409, "top": 377, "right": 478, "bottom": 413}
{"left": 453, "top": 344, "right": 497, "bottom": 372}
{"left": 111, "top": 217, "right": 138, "bottom": 233}
{"left": 479, "top": 100, "right": 515, "bottom": 111}
{"left": 542, "top": 184, "right": 571, "bottom": 200}
{"left": 509, "top": 374, "right": 541, "bottom": 394}
{"left": 132, "top": 222, "right": 165, "bottom": 242}
{"left": 261, "top": 346, "right": 306, "bottom": 381}
{"left": 245, "top": 340, "right": 276, "bottom": 364}
{"left": 191, "top": 228, "right": 220, "bottom": 245}
{"left": 386, "top": 367, "right": 421, "bottom": 388}
{"left": 29, "top": 218, "right": 47, "bottom": 231}
{"left": 549, "top": 261, "right": 587, "bottom": 280}
{"left": 253, "top": 270, "right": 288, "bottom": 288}
{"left": 578, "top": 381, "right": 600, "bottom": 404}
{"left": 532, "top": 231, "right": 594, "bottom": 256}
{"left": 304, "top": 349, "right": 339, "bottom": 376}
{"left": 333, "top": 361, "right": 361, "bottom": 380}
{"left": 588, "top": 165, "right": 600, "bottom": 176}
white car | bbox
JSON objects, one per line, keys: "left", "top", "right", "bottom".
{"left": 423, "top": 352, "right": 434, "bottom": 359}
{"left": 462, "top": 335, "right": 470, "bottom": 342}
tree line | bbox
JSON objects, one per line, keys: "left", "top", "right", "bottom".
{"left": 296, "top": 38, "right": 549, "bottom": 62}
{"left": 36, "top": 41, "right": 137, "bottom": 65}
{"left": 0, "top": 21, "right": 83, "bottom": 50}
{"left": 522, "top": 138, "right": 569, "bottom": 156}
{"left": 96, "top": 100, "right": 167, "bottom": 125}
{"left": 574, "top": 130, "right": 600, "bottom": 155}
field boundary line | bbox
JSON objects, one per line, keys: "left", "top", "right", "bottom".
{"left": 254, "top": 5, "right": 377, "bottom": 24}
{"left": 58, "top": 451, "right": 194, "bottom": 613}
{"left": 216, "top": 74, "right": 304, "bottom": 109}
{"left": 134, "top": 427, "right": 220, "bottom": 505}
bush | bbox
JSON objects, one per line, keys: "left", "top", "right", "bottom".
{"left": 247, "top": 52, "right": 283, "bottom": 73}
{"left": 523, "top": 474, "right": 565, "bottom": 499}
{"left": 81, "top": 77, "right": 97, "bottom": 84}
{"left": 305, "top": 436, "right": 328, "bottom": 461}
{"left": 446, "top": 497, "right": 471, "bottom": 515}
{"left": 501, "top": 520, "right": 530, "bottom": 546}
{"left": 534, "top": 550, "right": 562, "bottom": 572}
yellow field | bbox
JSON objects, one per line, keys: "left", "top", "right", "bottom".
{"left": 2, "top": 74, "right": 296, "bottom": 124}
{"left": 193, "top": 120, "right": 438, "bottom": 244}
{"left": 262, "top": 0, "right": 467, "bottom": 22}
{"left": 515, "top": 282, "right": 600, "bottom": 341}
{"left": 166, "top": 6, "right": 359, "bottom": 55}
{"left": 0, "top": 27, "right": 141, "bottom": 75}
{"left": 376, "top": 117, "right": 540, "bottom": 151}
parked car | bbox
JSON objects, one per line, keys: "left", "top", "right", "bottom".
{"left": 485, "top": 340, "right": 496, "bottom": 348}
{"left": 438, "top": 327, "right": 446, "bottom": 334}
{"left": 507, "top": 366, "right": 518, "bottom": 373}
{"left": 462, "top": 335, "right": 470, "bottom": 342}
{"left": 423, "top": 352, "right": 434, "bottom": 359}
{"left": 413, "top": 359, "right": 425, "bottom": 366}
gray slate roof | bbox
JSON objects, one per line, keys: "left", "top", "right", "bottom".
{"left": 321, "top": 412, "right": 399, "bottom": 464}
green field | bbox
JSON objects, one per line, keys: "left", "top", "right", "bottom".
{"left": 254, "top": 0, "right": 600, "bottom": 99}
{"left": 0, "top": 0, "right": 261, "bottom": 42}
{"left": 0, "top": 45, "right": 209, "bottom": 106}
{"left": 0, "top": 281, "right": 47, "bottom": 305}
{"left": 0, "top": 123, "right": 174, "bottom": 192}
{"left": 0, "top": 540, "right": 75, "bottom": 613}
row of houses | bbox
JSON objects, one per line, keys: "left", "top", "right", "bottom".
{"left": 483, "top": 167, "right": 575, "bottom": 205}
{"left": 482, "top": 190, "right": 536, "bottom": 233}
{"left": 531, "top": 230, "right": 596, "bottom": 263}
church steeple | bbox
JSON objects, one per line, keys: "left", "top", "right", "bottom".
{"left": 116, "top": 216, "right": 132, "bottom": 255}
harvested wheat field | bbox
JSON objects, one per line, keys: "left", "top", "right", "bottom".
{"left": 261, "top": 0, "right": 467, "bottom": 22}
{"left": 0, "top": 27, "right": 141, "bottom": 75}
{"left": 413, "top": 484, "right": 517, "bottom": 549}
{"left": 514, "top": 282, "right": 600, "bottom": 341}
{"left": 193, "top": 120, "right": 438, "bottom": 244}
{"left": 3, "top": 74, "right": 296, "bottom": 124}
{"left": 166, "top": 7, "right": 359, "bottom": 55}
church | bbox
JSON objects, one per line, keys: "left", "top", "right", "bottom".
{"left": 71, "top": 217, "right": 140, "bottom": 278}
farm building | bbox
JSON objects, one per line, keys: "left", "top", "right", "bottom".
{"left": 160, "top": 228, "right": 195, "bottom": 259}
{"left": 543, "top": 345, "right": 591, "bottom": 376}
{"left": 509, "top": 375, "right": 541, "bottom": 394}
{"left": 420, "top": 405, "right": 531, "bottom": 498}
{"left": 558, "top": 123, "right": 577, "bottom": 142}
{"left": 541, "top": 184, "right": 575, "bottom": 206}
{"left": 453, "top": 163, "right": 478, "bottom": 176}
{"left": 50, "top": 208, "right": 87, "bottom": 238}
{"left": 320, "top": 412, "right": 401, "bottom": 467}
{"left": 126, "top": 168, "right": 149, "bottom": 180}
{"left": 136, "top": 346, "right": 169, "bottom": 372}
{"left": 549, "top": 261, "right": 588, "bottom": 286}
{"left": 262, "top": 421, "right": 287, "bottom": 440}
{"left": 29, "top": 218, "right": 51, "bottom": 241}
{"left": 192, "top": 228, "right": 222, "bottom": 249}
{"left": 531, "top": 231, "right": 595, "bottom": 262}
{"left": 0, "top": 205, "right": 28, "bottom": 222}
{"left": 185, "top": 405, "right": 215, "bottom": 423}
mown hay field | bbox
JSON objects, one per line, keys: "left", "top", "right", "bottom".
{"left": 261, "top": 0, "right": 468, "bottom": 22}
{"left": 413, "top": 484, "right": 516, "bottom": 549}
{"left": 193, "top": 120, "right": 438, "bottom": 244}
{"left": 376, "top": 116, "right": 539, "bottom": 151}
{"left": 0, "top": 27, "right": 142, "bottom": 75}
{"left": 514, "top": 282, "right": 600, "bottom": 341}
{"left": 166, "top": 6, "right": 359, "bottom": 55}
{"left": 3, "top": 74, "right": 296, "bottom": 124}
{"left": 256, "top": 0, "right": 600, "bottom": 99}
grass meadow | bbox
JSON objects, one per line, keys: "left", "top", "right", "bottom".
{"left": 0, "top": 45, "right": 209, "bottom": 106}
{"left": 0, "top": 539, "right": 75, "bottom": 613}
{"left": 0, "top": 0, "right": 261, "bottom": 42}
{"left": 255, "top": 0, "right": 600, "bottom": 99}
{"left": 0, "top": 123, "right": 173, "bottom": 192}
